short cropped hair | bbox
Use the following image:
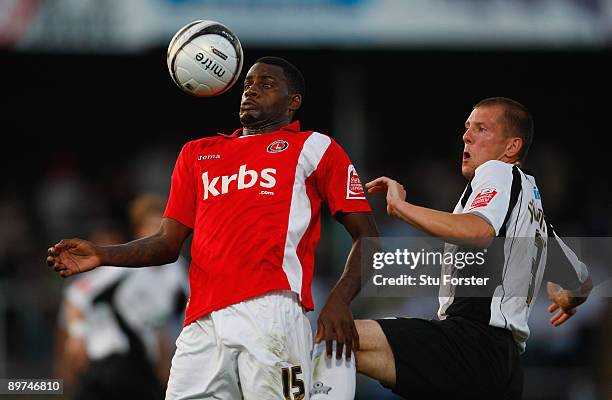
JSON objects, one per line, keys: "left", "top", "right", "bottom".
{"left": 255, "top": 56, "right": 305, "bottom": 98}
{"left": 475, "top": 97, "right": 534, "bottom": 163}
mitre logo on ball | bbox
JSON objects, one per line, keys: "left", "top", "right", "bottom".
{"left": 167, "top": 20, "right": 243, "bottom": 97}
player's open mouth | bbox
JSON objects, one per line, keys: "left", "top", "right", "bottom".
{"left": 240, "top": 100, "right": 258, "bottom": 110}
{"left": 463, "top": 151, "right": 471, "bottom": 160}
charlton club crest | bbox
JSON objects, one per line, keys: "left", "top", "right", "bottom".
{"left": 267, "top": 140, "right": 289, "bottom": 153}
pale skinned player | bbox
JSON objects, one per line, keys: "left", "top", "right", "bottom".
{"left": 310, "top": 98, "right": 592, "bottom": 400}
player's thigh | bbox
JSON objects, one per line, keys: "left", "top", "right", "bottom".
{"left": 166, "top": 318, "right": 241, "bottom": 400}
{"left": 238, "top": 349, "right": 310, "bottom": 400}
{"left": 354, "top": 319, "right": 396, "bottom": 388}
{"left": 235, "top": 292, "right": 312, "bottom": 400}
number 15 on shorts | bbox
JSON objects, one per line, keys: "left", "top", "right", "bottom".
{"left": 282, "top": 365, "right": 305, "bottom": 400}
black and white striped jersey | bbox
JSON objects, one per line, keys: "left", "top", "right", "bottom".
{"left": 438, "top": 160, "right": 589, "bottom": 352}
{"left": 65, "top": 257, "right": 189, "bottom": 362}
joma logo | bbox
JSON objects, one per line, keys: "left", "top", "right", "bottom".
{"left": 198, "top": 155, "right": 221, "bottom": 160}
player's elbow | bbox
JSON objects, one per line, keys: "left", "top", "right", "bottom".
{"left": 164, "top": 250, "right": 181, "bottom": 264}
{"left": 151, "top": 231, "right": 182, "bottom": 264}
{"left": 466, "top": 235, "right": 494, "bottom": 249}
{"left": 460, "top": 214, "right": 495, "bottom": 248}
{"left": 161, "top": 239, "right": 182, "bottom": 264}
{"left": 155, "top": 218, "right": 191, "bottom": 264}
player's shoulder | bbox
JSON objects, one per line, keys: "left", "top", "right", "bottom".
{"left": 286, "top": 130, "right": 338, "bottom": 152}
{"left": 290, "top": 129, "right": 330, "bottom": 141}
{"left": 300, "top": 131, "right": 348, "bottom": 151}
{"left": 177, "top": 135, "right": 229, "bottom": 157}
{"left": 184, "top": 135, "right": 228, "bottom": 147}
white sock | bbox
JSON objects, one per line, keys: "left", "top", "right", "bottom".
{"left": 310, "top": 341, "right": 356, "bottom": 400}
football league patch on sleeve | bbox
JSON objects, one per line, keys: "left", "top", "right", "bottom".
{"left": 346, "top": 165, "right": 366, "bottom": 200}
{"left": 469, "top": 187, "right": 497, "bottom": 209}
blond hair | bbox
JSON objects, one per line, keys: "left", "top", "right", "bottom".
{"left": 128, "top": 193, "right": 166, "bottom": 230}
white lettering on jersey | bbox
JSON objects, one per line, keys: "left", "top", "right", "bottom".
{"left": 260, "top": 168, "right": 277, "bottom": 188}
{"left": 237, "top": 164, "right": 257, "bottom": 189}
{"left": 202, "top": 165, "right": 277, "bottom": 199}
{"left": 202, "top": 173, "right": 220, "bottom": 198}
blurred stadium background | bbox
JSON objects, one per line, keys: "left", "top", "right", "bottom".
{"left": 1, "top": 0, "right": 611, "bottom": 399}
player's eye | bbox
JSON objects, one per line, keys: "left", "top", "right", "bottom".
{"left": 244, "top": 83, "right": 251, "bottom": 90}
{"left": 263, "top": 83, "right": 273, "bottom": 89}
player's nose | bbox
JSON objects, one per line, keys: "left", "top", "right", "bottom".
{"left": 244, "top": 85, "right": 259, "bottom": 98}
{"left": 462, "top": 128, "right": 473, "bottom": 144}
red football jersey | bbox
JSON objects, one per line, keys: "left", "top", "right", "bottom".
{"left": 163, "top": 121, "right": 371, "bottom": 325}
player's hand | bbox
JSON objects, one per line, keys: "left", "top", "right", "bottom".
{"left": 365, "top": 176, "right": 407, "bottom": 217}
{"left": 47, "top": 239, "right": 102, "bottom": 278}
{"left": 546, "top": 281, "right": 585, "bottom": 327}
{"left": 315, "top": 294, "right": 359, "bottom": 361}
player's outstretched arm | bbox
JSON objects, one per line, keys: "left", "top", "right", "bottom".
{"left": 47, "top": 217, "right": 192, "bottom": 278}
{"left": 316, "top": 212, "right": 379, "bottom": 360}
{"left": 546, "top": 277, "right": 593, "bottom": 327}
{"left": 366, "top": 176, "right": 494, "bottom": 248}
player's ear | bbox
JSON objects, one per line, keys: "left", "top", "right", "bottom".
{"left": 505, "top": 137, "right": 523, "bottom": 161}
{"left": 288, "top": 94, "right": 302, "bottom": 113}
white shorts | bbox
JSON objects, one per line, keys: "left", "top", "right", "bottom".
{"left": 166, "top": 290, "right": 313, "bottom": 400}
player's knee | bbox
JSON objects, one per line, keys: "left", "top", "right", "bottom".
{"left": 354, "top": 319, "right": 395, "bottom": 376}
{"left": 355, "top": 319, "right": 386, "bottom": 352}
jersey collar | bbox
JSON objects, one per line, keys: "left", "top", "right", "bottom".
{"left": 218, "top": 120, "right": 301, "bottom": 138}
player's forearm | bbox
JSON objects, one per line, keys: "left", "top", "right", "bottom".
{"left": 330, "top": 213, "right": 380, "bottom": 304}
{"left": 568, "top": 275, "right": 593, "bottom": 307}
{"left": 328, "top": 239, "right": 365, "bottom": 304}
{"left": 388, "top": 200, "right": 493, "bottom": 247}
{"left": 98, "top": 232, "right": 180, "bottom": 268}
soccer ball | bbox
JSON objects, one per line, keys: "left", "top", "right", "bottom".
{"left": 167, "top": 20, "right": 244, "bottom": 97}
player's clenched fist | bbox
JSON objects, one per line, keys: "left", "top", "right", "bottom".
{"left": 365, "top": 177, "right": 407, "bottom": 217}
{"left": 47, "top": 239, "right": 102, "bottom": 278}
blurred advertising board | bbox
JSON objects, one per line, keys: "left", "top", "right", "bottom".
{"left": 2, "top": 0, "right": 611, "bottom": 52}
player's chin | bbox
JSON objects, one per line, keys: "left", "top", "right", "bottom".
{"left": 461, "top": 163, "right": 475, "bottom": 180}
{"left": 239, "top": 110, "right": 260, "bottom": 125}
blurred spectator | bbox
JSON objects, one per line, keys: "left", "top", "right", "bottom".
{"left": 54, "top": 194, "right": 188, "bottom": 400}
{"left": 53, "top": 222, "right": 126, "bottom": 393}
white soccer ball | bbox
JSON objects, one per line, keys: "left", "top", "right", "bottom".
{"left": 167, "top": 20, "right": 244, "bottom": 97}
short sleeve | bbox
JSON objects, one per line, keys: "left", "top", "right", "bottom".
{"left": 463, "top": 160, "right": 513, "bottom": 235}
{"left": 163, "top": 143, "right": 196, "bottom": 228}
{"left": 314, "top": 138, "right": 371, "bottom": 216}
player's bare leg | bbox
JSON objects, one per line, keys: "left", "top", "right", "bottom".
{"left": 354, "top": 319, "right": 396, "bottom": 389}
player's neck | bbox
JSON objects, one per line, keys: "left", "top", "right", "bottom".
{"left": 241, "top": 120, "right": 290, "bottom": 136}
